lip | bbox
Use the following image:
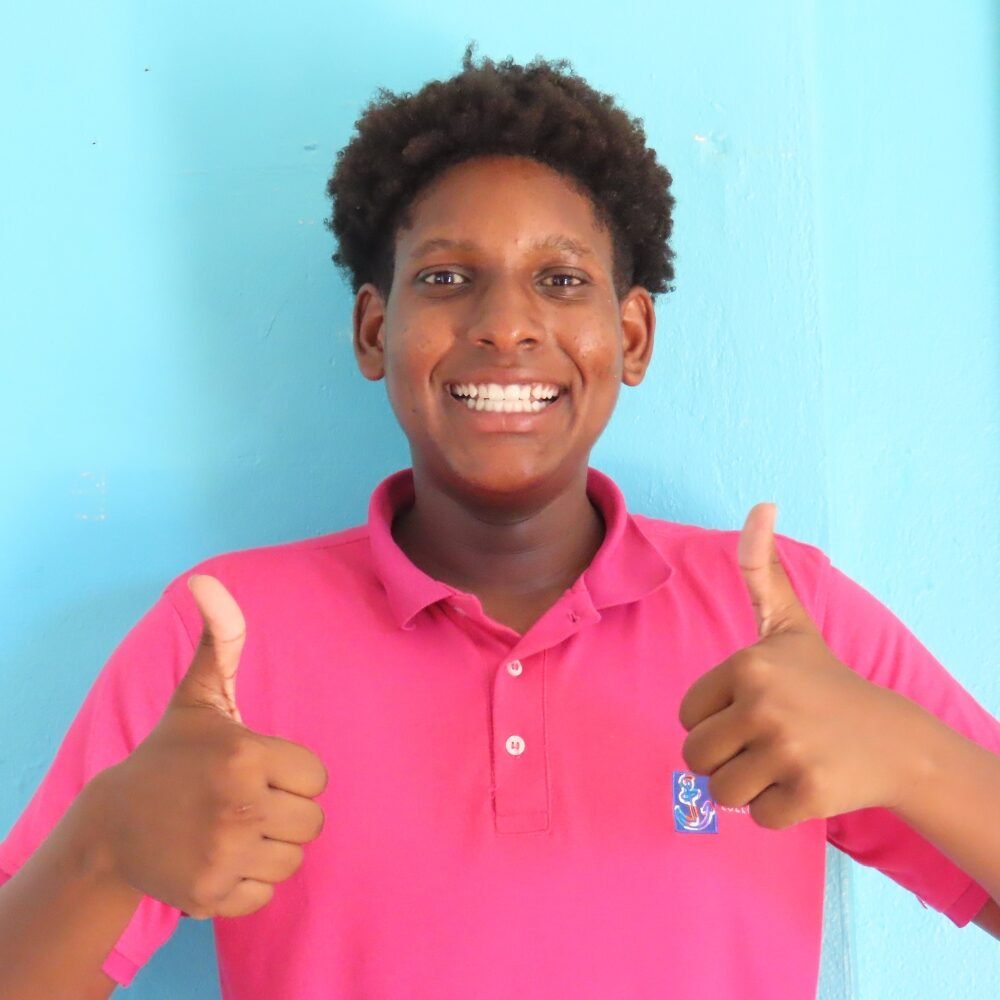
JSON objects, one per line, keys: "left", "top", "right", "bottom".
{"left": 444, "top": 386, "right": 566, "bottom": 433}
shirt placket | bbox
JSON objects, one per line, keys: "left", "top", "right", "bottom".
{"left": 489, "top": 595, "right": 602, "bottom": 835}
{"left": 492, "top": 650, "right": 549, "bottom": 833}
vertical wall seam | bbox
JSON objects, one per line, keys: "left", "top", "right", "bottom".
{"left": 801, "top": 0, "right": 856, "bottom": 996}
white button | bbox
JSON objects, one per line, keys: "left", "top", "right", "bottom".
{"left": 505, "top": 735, "right": 525, "bottom": 756}
{"left": 506, "top": 660, "right": 523, "bottom": 677}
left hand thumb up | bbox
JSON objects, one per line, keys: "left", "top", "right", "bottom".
{"left": 739, "top": 502, "right": 810, "bottom": 638}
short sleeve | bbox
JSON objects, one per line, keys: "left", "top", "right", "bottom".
{"left": 0, "top": 593, "right": 197, "bottom": 986}
{"left": 814, "top": 560, "right": 1000, "bottom": 926}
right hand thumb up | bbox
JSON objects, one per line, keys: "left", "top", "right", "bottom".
{"left": 96, "top": 572, "right": 327, "bottom": 920}
{"left": 173, "top": 574, "right": 247, "bottom": 724}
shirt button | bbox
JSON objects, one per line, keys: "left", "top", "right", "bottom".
{"left": 506, "top": 660, "right": 523, "bottom": 677}
{"left": 505, "top": 735, "right": 525, "bottom": 756}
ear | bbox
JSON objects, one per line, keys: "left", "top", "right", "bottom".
{"left": 353, "top": 283, "right": 387, "bottom": 381}
{"left": 619, "top": 286, "right": 655, "bottom": 387}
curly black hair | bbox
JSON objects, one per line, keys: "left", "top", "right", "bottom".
{"left": 326, "top": 47, "right": 675, "bottom": 299}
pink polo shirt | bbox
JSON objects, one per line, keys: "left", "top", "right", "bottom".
{"left": 1, "top": 468, "right": 997, "bottom": 998}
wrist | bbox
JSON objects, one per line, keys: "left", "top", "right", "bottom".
{"left": 883, "top": 698, "right": 952, "bottom": 819}
{"left": 65, "top": 768, "right": 138, "bottom": 898}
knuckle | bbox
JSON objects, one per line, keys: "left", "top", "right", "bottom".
{"left": 741, "top": 695, "right": 779, "bottom": 735}
{"left": 189, "top": 871, "right": 226, "bottom": 911}
{"left": 208, "top": 743, "right": 266, "bottom": 801}
{"left": 252, "top": 884, "right": 276, "bottom": 913}
{"left": 284, "top": 844, "right": 306, "bottom": 878}
{"left": 200, "top": 840, "right": 224, "bottom": 872}
{"left": 308, "top": 803, "right": 326, "bottom": 841}
{"left": 680, "top": 733, "right": 708, "bottom": 775}
{"left": 677, "top": 701, "right": 695, "bottom": 733}
{"left": 223, "top": 882, "right": 274, "bottom": 918}
{"left": 202, "top": 830, "right": 240, "bottom": 873}
{"left": 768, "top": 730, "right": 803, "bottom": 767}
{"left": 223, "top": 736, "right": 265, "bottom": 774}
{"left": 731, "top": 651, "right": 772, "bottom": 692}
{"left": 790, "top": 769, "right": 822, "bottom": 809}
{"left": 708, "top": 773, "right": 746, "bottom": 810}
{"left": 679, "top": 732, "right": 697, "bottom": 768}
{"left": 227, "top": 799, "right": 266, "bottom": 825}
{"left": 771, "top": 727, "right": 811, "bottom": 772}
{"left": 315, "top": 761, "right": 330, "bottom": 795}
{"left": 706, "top": 773, "right": 732, "bottom": 807}
{"left": 749, "top": 798, "right": 785, "bottom": 830}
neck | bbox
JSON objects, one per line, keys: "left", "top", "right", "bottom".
{"left": 392, "top": 465, "right": 605, "bottom": 602}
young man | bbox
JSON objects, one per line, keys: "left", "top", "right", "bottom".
{"left": 0, "top": 52, "right": 997, "bottom": 999}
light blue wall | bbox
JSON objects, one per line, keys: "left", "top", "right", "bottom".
{"left": 2, "top": 2, "right": 997, "bottom": 997}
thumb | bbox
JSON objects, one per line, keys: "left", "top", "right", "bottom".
{"left": 738, "top": 502, "right": 806, "bottom": 638}
{"left": 174, "top": 574, "right": 246, "bottom": 723}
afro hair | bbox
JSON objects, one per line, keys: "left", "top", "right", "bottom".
{"left": 326, "top": 46, "right": 675, "bottom": 299}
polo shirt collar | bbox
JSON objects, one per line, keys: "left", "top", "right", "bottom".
{"left": 367, "top": 467, "right": 672, "bottom": 631}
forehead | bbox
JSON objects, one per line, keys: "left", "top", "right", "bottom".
{"left": 394, "top": 155, "right": 612, "bottom": 263}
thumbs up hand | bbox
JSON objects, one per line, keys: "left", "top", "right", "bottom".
{"left": 96, "top": 576, "right": 327, "bottom": 918}
{"left": 679, "top": 504, "right": 916, "bottom": 829}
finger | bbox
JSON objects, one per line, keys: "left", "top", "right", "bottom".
{"left": 707, "top": 745, "right": 776, "bottom": 810}
{"left": 748, "top": 782, "right": 810, "bottom": 830}
{"left": 260, "top": 788, "right": 326, "bottom": 844}
{"left": 242, "top": 839, "right": 305, "bottom": 884}
{"left": 175, "top": 575, "right": 247, "bottom": 722}
{"left": 738, "top": 502, "right": 806, "bottom": 638}
{"left": 258, "top": 734, "right": 329, "bottom": 798}
{"left": 211, "top": 879, "right": 275, "bottom": 919}
{"left": 678, "top": 661, "right": 734, "bottom": 732}
{"left": 681, "top": 703, "right": 751, "bottom": 776}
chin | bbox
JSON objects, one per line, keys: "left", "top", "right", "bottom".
{"left": 440, "top": 454, "right": 583, "bottom": 504}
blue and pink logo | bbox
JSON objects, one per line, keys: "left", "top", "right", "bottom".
{"left": 673, "top": 771, "right": 718, "bottom": 834}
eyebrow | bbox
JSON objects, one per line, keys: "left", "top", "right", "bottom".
{"left": 409, "top": 234, "right": 595, "bottom": 259}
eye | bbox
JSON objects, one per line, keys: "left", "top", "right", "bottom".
{"left": 420, "top": 270, "right": 468, "bottom": 286}
{"left": 540, "top": 273, "right": 586, "bottom": 288}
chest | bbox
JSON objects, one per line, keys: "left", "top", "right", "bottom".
{"left": 222, "top": 595, "right": 827, "bottom": 997}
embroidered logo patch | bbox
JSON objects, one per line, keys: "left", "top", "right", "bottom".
{"left": 672, "top": 770, "right": 718, "bottom": 834}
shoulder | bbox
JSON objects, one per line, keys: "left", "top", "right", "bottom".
{"left": 160, "top": 522, "right": 376, "bottom": 641}
{"left": 628, "top": 512, "right": 833, "bottom": 620}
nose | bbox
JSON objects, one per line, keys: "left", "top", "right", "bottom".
{"left": 464, "top": 277, "right": 544, "bottom": 352}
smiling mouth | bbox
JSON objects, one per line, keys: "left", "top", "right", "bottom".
{"left": 446, "top": 382, "right": 563, "bottom": 414}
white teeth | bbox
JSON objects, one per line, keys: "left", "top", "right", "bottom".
{"left": 465, "top": 396, "right": 552, "bottom": 413}
{"left": 459, "top": 396, "right": 552, "bottom": 413}
{"left": 450, "top": 382, "right": 560, "bottom": 399}
{"left": 448, "top": 381, "right": 562, "bottom": 413}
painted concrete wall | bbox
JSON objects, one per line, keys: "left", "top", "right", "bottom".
{"left": 2, "top": 2, "right": 997, "bottom": 996}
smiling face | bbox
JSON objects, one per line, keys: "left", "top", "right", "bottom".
{"left": 353, "top": 155, "right": 655, "bottom": 506}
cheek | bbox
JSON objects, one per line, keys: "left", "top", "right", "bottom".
{"left": 569, "top": 328, "right": 623, "bottom": 381}
{"left": 384, "top": 326, "right": 442, "bottom": 415}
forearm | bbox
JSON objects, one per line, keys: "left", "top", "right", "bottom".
{"left": 0, "top": 772, "right": 141, "bottom": 1000}
{"left": 889, "top": 699, "right": 1000, "bottom": 903}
